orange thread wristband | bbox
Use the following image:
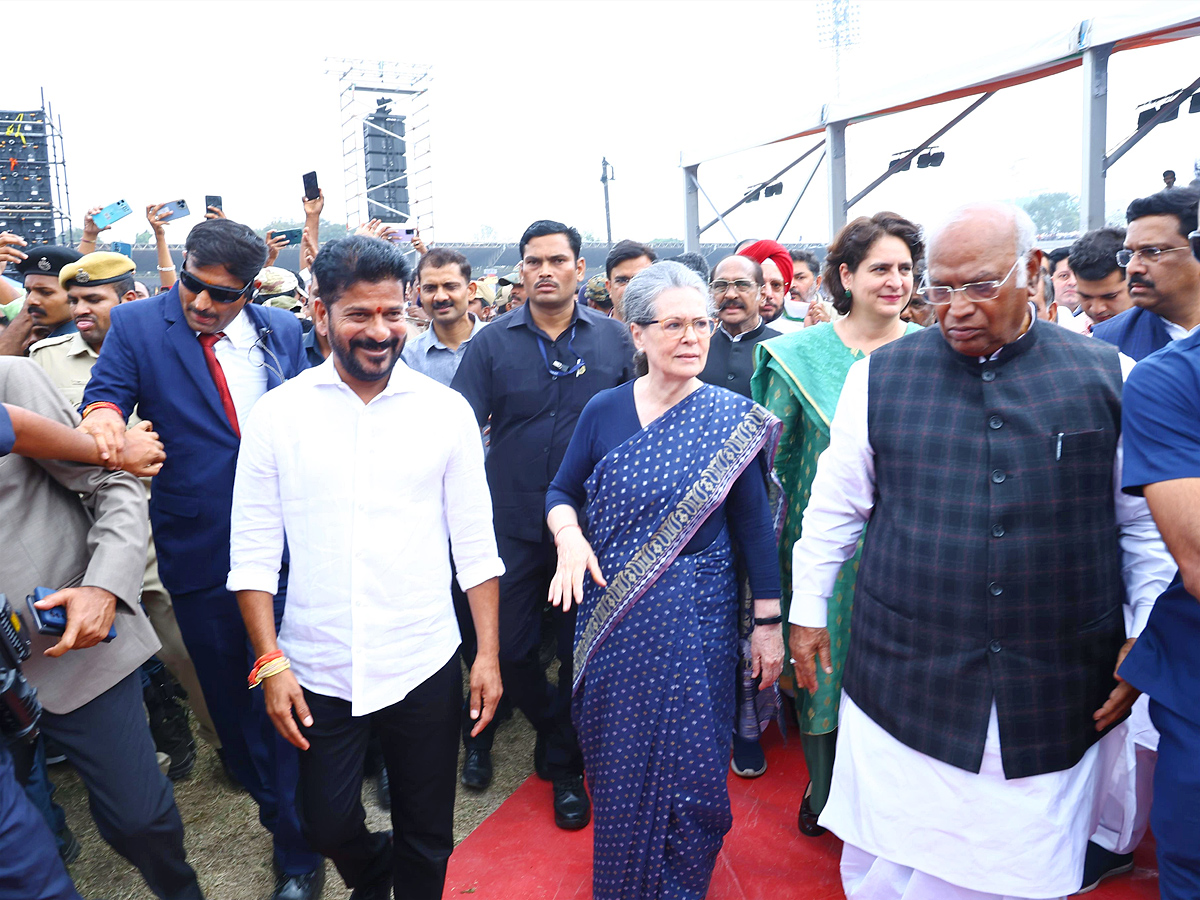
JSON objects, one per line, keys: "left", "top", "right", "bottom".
{"left": 82, "top": 401, "right": 124, "bottom": 419}
{"left": 248, "top": 650, "right": 285, "bottom": 688}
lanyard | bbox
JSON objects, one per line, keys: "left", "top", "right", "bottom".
{"left": 536, "top": 324, "right": 586, "bottom": 378}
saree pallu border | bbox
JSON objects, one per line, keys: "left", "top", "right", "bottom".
{"left": 573, "top": 404, "right": 780, "bottom": 695}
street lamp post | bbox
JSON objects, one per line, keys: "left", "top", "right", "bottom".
{"left": 601, "top": 157, "right": 615, "bottom": 250}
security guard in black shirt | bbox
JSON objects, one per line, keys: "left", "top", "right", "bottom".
{"left": 451, "top": 220, "right": 635, "bottom": 829}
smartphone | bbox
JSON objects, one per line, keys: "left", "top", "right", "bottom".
{"left": 25, "top": 587, "right": 116, "bottom": 643}
{"left": 159, "top": 199, "right": 190, "bottom": 222}
{"left": 93, "top": 199, "right": 132, "bottom": 228}
{"left": 205, "top": 195, "right": 222, "bottom": 212}
{"left": 272, "top": 228, "right": 303, "bottom": 246}
{"left": 302, "top": 172, "right": 319, "bottom": 201}
{"left": 111, "top": 241, "right": 132, "bottom": 257}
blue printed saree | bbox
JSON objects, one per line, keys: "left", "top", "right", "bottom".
{"left": 571, "top": 385, "right": 781, "bottom": 900}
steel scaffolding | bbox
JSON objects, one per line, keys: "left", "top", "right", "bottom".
{"left": 325, "top": 58, "right": 434, "bottom": 241}
{"left": 0, "top": 88, "right": 73, "bottom": 246}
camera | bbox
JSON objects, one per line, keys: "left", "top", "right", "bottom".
{"left": 0, "top": 594, "right": 42, "bottom": 743}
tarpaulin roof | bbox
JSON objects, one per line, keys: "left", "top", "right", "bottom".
{"left": 681, "top": 6, "right": 1200, "bottom": 167}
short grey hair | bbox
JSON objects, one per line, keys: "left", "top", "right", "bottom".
{"left": 924, "top": 202, "right": 1037, "bottom": 288}
{"left": 622, "top": 260, "right": 714, "bottom": 324}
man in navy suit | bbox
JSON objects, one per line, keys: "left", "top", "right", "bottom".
{"left": 1092, "top": 188, "right": 1200, "bottom": 360}
{"left": 81, "top": 219, "right": 324, "bottom": 900}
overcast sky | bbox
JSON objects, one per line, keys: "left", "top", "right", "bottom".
{"left": 9, "top": 0, "right": 1200, "bottom": 248}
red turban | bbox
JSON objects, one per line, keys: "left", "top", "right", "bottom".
{"left": 737, "top": 239, "right": 793, "bottom": 288}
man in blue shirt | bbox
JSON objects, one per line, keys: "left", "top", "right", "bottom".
{"left": 402, "top": 248, "right": 486, "bottom": 387}
{"left": 1118, "top": 324, "right": 1200, "bottom": 899}
{"left": 1093, "top": 188, "right": 1200, "bottom": 360}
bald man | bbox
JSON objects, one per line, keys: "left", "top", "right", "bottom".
{"left": 788, "top": 202, "right": 1174, "bottom": 900}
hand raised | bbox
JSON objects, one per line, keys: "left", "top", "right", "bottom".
{"left": 302, "top": 189, "right": 324, "bottom": 218}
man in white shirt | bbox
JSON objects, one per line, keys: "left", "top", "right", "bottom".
{"left": 229, "top": 235, "right": 504, "bottom": 900}
{"left": 789, "top": 203, "right": 1175, "bottom": 900}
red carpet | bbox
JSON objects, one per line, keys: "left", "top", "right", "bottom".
{"left": 444, "top": 727, "right": 1158, "bottom": 899}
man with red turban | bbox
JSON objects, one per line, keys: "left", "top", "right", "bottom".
{"left": 739, "top": 240, "right": 794, "bottom": 330}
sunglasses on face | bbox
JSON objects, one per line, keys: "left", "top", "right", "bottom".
{"left": 179, "top": 267, "right": 253, "bottom": 303}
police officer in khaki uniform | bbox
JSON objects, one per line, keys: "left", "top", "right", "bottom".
{"left": 29, "top": 252, "right": 218, "bottom": 772}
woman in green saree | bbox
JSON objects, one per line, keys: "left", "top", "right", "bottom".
{"left": 750, "top": 212, "right": 926, "bottom": 837}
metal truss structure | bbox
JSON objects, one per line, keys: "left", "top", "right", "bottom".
{"left": 325, "top": 58, "right": 435, "bottom": 240}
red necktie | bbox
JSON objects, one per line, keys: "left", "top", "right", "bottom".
{"left": 197, "top": 332, "right": 241, "bottom": 438}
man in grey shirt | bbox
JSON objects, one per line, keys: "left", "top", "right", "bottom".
{"left": 402, "top": 248, "right": 486, "bottom": 386}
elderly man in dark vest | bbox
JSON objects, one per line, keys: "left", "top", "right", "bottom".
{"left": 788, "top": 202, "right": 1175, "bottom": 900}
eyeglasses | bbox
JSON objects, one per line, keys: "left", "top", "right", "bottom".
{"left": 709, "top": 280, "right": 758, "bottom": 295}
{"left": 179, "top": 267, "right": 253, "bottom": 303}
{"left": 920, "top": 259, "right": 1020, "bottom": 306}
{"left": 641, "top": 317, "right": 716, "bottom": 338}
{"left": 1115, "top": 246, "right": 1190, "bottom": 267}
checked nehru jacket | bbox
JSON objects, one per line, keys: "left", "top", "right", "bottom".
{"left": 843, "top": 321, "right": 1127, "bottom": 779}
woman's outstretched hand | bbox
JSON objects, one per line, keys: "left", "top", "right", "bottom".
{"left": 549, "top": 526, "right": 606, "bottom": 613}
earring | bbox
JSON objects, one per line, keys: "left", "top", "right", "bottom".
{"left": 844, "top": 288, "right": 851, "bottom": 299}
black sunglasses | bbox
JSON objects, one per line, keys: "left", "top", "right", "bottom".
{"left": 179, "top": 267, "right": 253, "bottom": 304}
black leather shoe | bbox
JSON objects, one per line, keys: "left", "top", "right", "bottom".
{"left": 553, "top": 775, "right": 591, "bottom": 830}
{"left": 272, "top": 865, "right": 325, "bottom": 900}
{"left": 798, "top": 783, "right": 826, "bottom": 837}
{"left": 1078, "top": 842, "right": 1134, "bottom": 894}
{"left": 349, "top": 874, "right": 392, "bottom": 900}
{"left": 461, "top": 749, "right": 492, "bottom": 791}
{"left": 534, "top": 733, "right": 551, "bottom": 781}
{"left": 375, "top": 767, "right": 390, "bottom": 811}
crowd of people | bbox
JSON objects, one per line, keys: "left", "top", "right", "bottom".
{"left": 0, "top": 174, "right": 1196, "bottom": 900}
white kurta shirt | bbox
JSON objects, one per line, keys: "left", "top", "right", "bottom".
{"left": 227, "top": 357, "right": 505, "bottom": 715}
{"left": 789, "top": 347, "right": 1176, "bottom": 898}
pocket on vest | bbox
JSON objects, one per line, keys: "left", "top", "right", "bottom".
{"left": 1051, "top": 428, "right": 1114, "bottom": 502}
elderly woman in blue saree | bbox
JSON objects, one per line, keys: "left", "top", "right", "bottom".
{"left": 545, "top": 261, "right": 784, "bottom": 900}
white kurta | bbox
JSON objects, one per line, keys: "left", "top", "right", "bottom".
{"left": 789, "top": 341, "right": 1176, "bottom": 899}
{"left": 826, "top": 695, "right": 1127, "bottom": 899}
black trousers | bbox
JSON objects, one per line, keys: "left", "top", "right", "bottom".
{"left": 296, "top": 655, "right": 461, "bottom": 897}
{"left": 456, "top": 533, "right": 582, "bottom": 779}
{"left": 34, "top": 671, "right": 202, "bottom": 899}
